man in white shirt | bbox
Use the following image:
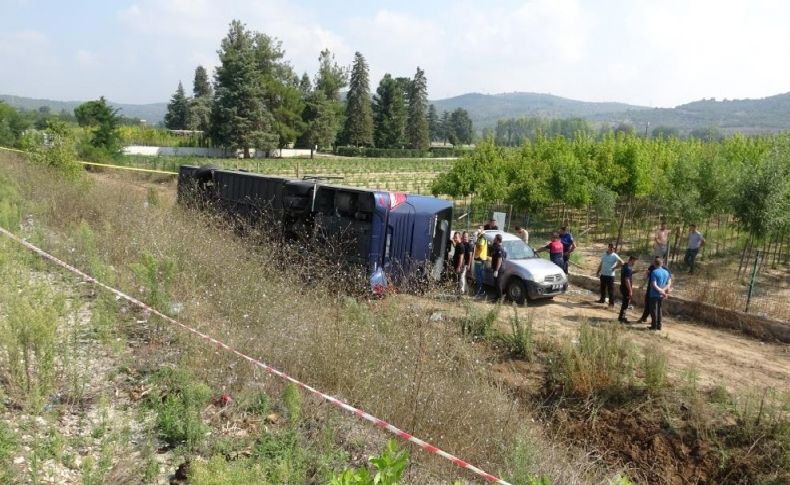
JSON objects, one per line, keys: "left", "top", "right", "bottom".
{"left": 684, "top": 224, "right": 705, "bottom": 274}
{"left": 595, "top": 243, "right": 624, "bottom": 308}
{"left": 653, "top": 222, "right": 669, "bottom": 260}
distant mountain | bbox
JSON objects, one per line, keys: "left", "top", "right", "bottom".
{"left": 0, "top": 95, "right": 167, "bottom": 123}
{"left": 430, "top": 92, "right": 647, "bottom": 129}
{"left": 6, "top": 89, "right": 790, "bottom": 135}
{"left": 589, "top": 92, "right": 790, "bottom": 134}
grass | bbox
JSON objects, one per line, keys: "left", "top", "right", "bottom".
{"left": 0, "top": 149, "right": 604, "bottom": 482}
{"left": 550, "top": 322, "right": 636, "bottom": 400}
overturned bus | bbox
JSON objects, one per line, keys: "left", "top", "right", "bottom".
{"left": 177, "top": 165, "right": 453, "bottom": 294}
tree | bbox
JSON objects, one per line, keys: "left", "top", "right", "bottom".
{"left": 314, "top": 49, "right": 348, "bottom": 102}
{"left": 164, "top": 81, "right": 190, "bottom": 130}
{"left": 372, "top": 74, "right": 407, "bottom": 148}
{"left": 193, "top": 65, "right": 213, "bottom": 98}
{"left": 427, "top": 104, "right": 440, "bottom": 142}
{"left": 211, "top": 20, "right": 278, "bottom": 156}
{"left": 74, "top": 96, "right": 122, "bottom": 156}
{"left": 298, "top": 73, "right": 312, "bottom": 95}
{"left": 0, "top": 102, "right": 29, "bottom": 146}
{"left": 299, "top": 90, "right": 338, "bottom": 152}
{"left": 447, "top": 108, "right": 473, "bottom": 145}
{"left": 439, "top": 111, "right": 450, "bottom": 143}
{"left": 406, "top": 67, "right": 429, "bottom": 150}
{"left": 341, "top": 52, "right": 374, "bottom": 147}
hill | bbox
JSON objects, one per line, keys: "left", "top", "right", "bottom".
{"left": 589, "top": 92, "right": 790, "bottom": 134}
{"left": 430, "top": 92, "right": 645, "bottom": 129}
{"left": 6, "top": 89, "right": 790, "bottom": 135}
{"left": 0, "top": 94, "right": 167, "bottom": 123}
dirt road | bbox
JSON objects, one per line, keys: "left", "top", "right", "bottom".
{"left": 403, "top": 287, "right": 789, "bottom": 395}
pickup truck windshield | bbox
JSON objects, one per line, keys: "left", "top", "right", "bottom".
{"left": 503, "top": 240, "right": 537, "bottom": 260}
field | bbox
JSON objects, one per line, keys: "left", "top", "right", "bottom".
{"left": 116, "top": 155, "right": 453, "bottom": 196}
{"left": 1, "top": 150, "right": 788, "bottom": 484}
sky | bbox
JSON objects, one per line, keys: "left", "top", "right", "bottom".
{"left": 2, "top": 0, "right": 790, "bottom": 107}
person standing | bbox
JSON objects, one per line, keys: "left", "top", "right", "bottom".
{"left": 684, "top": 224, "right": 705, "bottom": 274}
{"left": 514, "top": 225, "right": 529, "bottom": 244}
{"left": 462, "top": 230, "right": 474, "bottom": 281}
{"left": 537, "top": 233, "right": 565, "bottom": 270}
{"left": 618, "top": 256, "right": 637, "bottom": 323}
{"left": 638, "top": 257, "right": 660, "bottom": 323}
{"left": 489, "top": 234, "right": 505, "bottom": 301}
{"left": 648, "top": 257, "right": 672, "bottom": 331}
{"left": 559, "top": 226, "right": 576, "bottom": 274}
{"left": 595, "top": 243, "right": 624, "bottom": 308}
{"left": 484, "top": 218, "right": 499, "bottom": 230}
{"left": 653, "top": 222, "right": 669, "bottom": 260}
{"left": 472, "top": 227, "right": 488, "bottom": 298}
{"left": 451, "top": 232, "right": 466, "bottom": 295}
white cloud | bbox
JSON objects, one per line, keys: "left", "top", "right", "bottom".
{"left": 6, "top": 0, "right": 790, "bottom": 107}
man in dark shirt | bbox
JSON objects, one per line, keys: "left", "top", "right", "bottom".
{"left": 452, "top": 232, "right": 466, "bottom": 295}
{"left": 483, "top": 218, "right": 499, "bottom": 230}
{"left": 559, "top": 226, "right": 576, "bottom": 274}
{"left": 462, "top": 231, "right": 474, "bottom": 274}
{"left": 489, "top": 234, "right": 505, "bottom": 301}
{"left": 618, "top": 255, "right": 637, "bottom": 323}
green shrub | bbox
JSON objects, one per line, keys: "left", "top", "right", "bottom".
{"left": 330, "top": 440, "right": 408, "bottom": 485}
{"left": 0, "top": 175, "right": 21, "bottom": 230}
{"left": 460, "top": 304, "right": 499, "bottom": 338}
{"left": 146, "top": 368, "right": 211, "bottom": 449}
{"left": 281, "top": 383, "right": 302, "bottom": 427}
{"left": 552, "top": 322, "right": 635, "bottom": 399}
{"left": 641, "top": 342, "right": 668, "bottom": 394}
{"left": 190, "top": 455, "right": 267, "bottom": 484}
{"left": 130, "top": 251, "right": 176, "bottom": 313}
{"left": 0, "top": 278, "right": 64, "bottom": 408}
{"left": 0, "top": 423, "right": 18, "bottom": 482}
{"left": 503, "top": 308, "right": 534, "bottom": 359}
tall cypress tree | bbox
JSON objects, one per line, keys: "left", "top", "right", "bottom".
{"left": 427, "top": 104, "right": 440, "bottom": 142}
{"left": 341, "top": 52, "right": 373, "bottom": 147}
{"left": 164, "top": 81, "right": 189, "bottom": 130}
{"left": 192, "top": 65, "right": 213, "bottom": 98}
{"left": 406, "top": 67, "right": 429, "bottom": 150}
{"left": 372, "top": 74, "right": 407, "bottom": 148}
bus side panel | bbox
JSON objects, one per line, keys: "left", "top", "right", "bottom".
{"left": 213, "top": 171, "right": 287, "bottom": 225}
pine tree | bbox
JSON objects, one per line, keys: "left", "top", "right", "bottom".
{"left": 298, "top": 90, "right": 338, "bottom": 152}
{"left": 341, "top": 52, "right": 374, "bottom": 147}
{"left": 406, "top": 67, "right": 429, "bottom": 150}
{"left": 427, "top": 104, "right": 440, "bottom": 142}
{"left": 210, "top": 20, "right": 278, "bottom": 156}
{"left": 449, "top": 108, "right": 474, "bottom": 145}
{"left": 164, "top": 81, "right": 190, "bottom": 130}
{"left": 439, "top": 111, "right": 450, "bottom": 143}
{"left": 192, "top": 65, "right": 213, "bottom": 98}
{"left": 372, "top": 74, "right": 407, "bottom": 148}
{"left": 298, "top": 73, "right": 312, "bottom": 95}
{"left": 314, "top": 49, "right": 348, "bottom": 102}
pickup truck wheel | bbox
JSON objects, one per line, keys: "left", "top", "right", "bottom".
{"left": 506, "top": 278, "right": 527, "bottom": 305}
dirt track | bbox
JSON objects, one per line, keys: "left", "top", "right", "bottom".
{"left": 401, "top": 287, "right": 789, "bottom": 395}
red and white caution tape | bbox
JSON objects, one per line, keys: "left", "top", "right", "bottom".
{"left": 0, "top": 225, "right": 510, "bottom": 484}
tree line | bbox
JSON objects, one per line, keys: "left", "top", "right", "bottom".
{"left": 432, "top": 132, "right": 790, "bottom": 246}
{"left": 163, "top": 20, "right": 474, "bottom": 155}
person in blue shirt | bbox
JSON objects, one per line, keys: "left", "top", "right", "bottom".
{"left": 558, "top": 226, "right": 576, "bottom": 274}
{"left": 596, "top": 243, "right": 624, "bottom": 308}
{"left": 618, "top": 255, "right": 638, "bottom": 323}
{"left": 648, "top": 257, "right": 672, "bottom": 331}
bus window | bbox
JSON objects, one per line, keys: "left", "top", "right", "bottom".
{"left": 429, "top": 208, "right": 451, "bottom": 280}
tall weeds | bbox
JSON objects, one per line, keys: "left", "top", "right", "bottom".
{"left": 0, "top": 153, "right": 604, "bottom": 482}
